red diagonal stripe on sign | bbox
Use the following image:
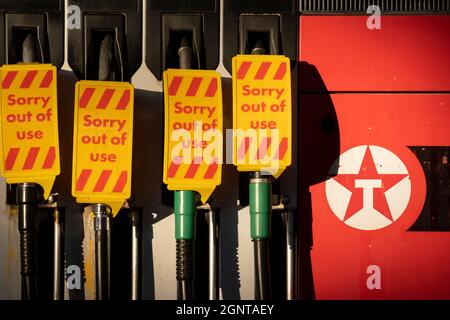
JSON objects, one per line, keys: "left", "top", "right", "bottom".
{"left": 20, "top": 71, "right": 38, "bottom": 89}
{"left": 97, "top": 89, "right": 115, "bottom": 109}
{"left": 168, "top": 156, "right": 183, "bottom": 178}
{"left": 185, "top": 157, "right": 202, "bottom": 178}
{"left": 168, "top": 76, "right": 183, "bottom": 96}
{"left": 237, "top": 62, "right": 252, "bottom": 79}
{"left": 186, "top": 77, "right": 203, "bottom": 96}
{"left": 112, "top": 171, "right": 128, "bottom": 193}
{"left": 204, "top": 158, "right": 219, "bottom": 179}
{"left": 274, "top": 138, "right": 288, "bottom": 160}
{"left": 2, "top": 71, "right": 18, "bottom": 89}
{"left": 254, "top": 62, "right": 272, "bottom": 80}
{"left": 116, "top": 90, "right": 130, "bottom": 110}
{"left": 76, "top": 169, "right": 92, "bottom": 191}
{"left": 93, "top": 170, "right": 112, "bottom": 192}
{"left": 42, "top": 147, "right": 56, "bottom": 169}
{"left": 5, "top": 148, "right": 20, "bottom": 170}
{"left": 23, "top": 147, "right": 40, "bottom": 170}
{"left": 273, "top": 62, "right": 287, "bottom": 80}
{"left": 255, "top": 137, "right": 272, "bottom": 160}
{"left": 237, "top": 137, "right": 252, "bottom": 160}
{"left": 79, "top": 88, "right": 95, "bottom": 108}
{"left": 205, "top": 78, "right": 218, "bottom": 97}
{"left": 39, "top": 70, "right": 54, "bottom": 88}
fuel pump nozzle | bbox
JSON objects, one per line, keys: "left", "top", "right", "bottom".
{"left": 250, "top": 173, "right": 272, "bottom": 300}
{"left": 174, "top": 35, "right": 197, "bottom": 300}
{"left": 175, "top": 191, "right": 196, "bottom": 300}
{"left": 16, "top": 32, "right": 42, "bottom": 301}
{"left": 248, "top": 42, "right": 273, "bottom": 300}
{"left": 92, "top": 33, "right": 115, "bottom": 300}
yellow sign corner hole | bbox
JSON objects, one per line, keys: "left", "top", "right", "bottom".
{"left": 71, "top": 80, "right": 134, "bottom": 217}
{"left": 163, "top": 69, "right": 223, "bottom": 204}
{"left": 232, "top": 55, "right": 292, "bottom": 179}
{"left": 0, "top": 64, "right": 60, "bottom": 199}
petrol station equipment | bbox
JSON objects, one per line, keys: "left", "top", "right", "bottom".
{"left": 148, "top": 0, "right": 222, "bottom": 300}
{"left": 0, "top": 0, "right": 64, "bottom": 300}
{"left": 68, "top": 0, "right": 141, "bottom": 300}
{"left": 225, "top": 0, "right": 298, "bottom": 300}
{"left": 0, "top": 65, "right": 61, "bottom": 299}
{"left": 2, "top": 0, "right": 449, "bottom": 302}
{"left": 232, "top": 53, "right": 292, "bottom": 300}
{"left": 163, "top": 67, "right": 223, "bottom": 299}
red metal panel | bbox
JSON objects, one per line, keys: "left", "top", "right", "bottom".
{"left": 303, "top": 93, "right": 450, "bottom": 299}
{"left": 299, "top": 15, "right": 450, "bottom": 91}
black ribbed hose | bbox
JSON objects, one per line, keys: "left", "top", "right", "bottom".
{"left": 254, "top": 239, "right": 272, "bottom": 300}
{"left": 93, "top": 204, "right": 111, "bottom": 300}
{"left": 17, "top": 183, "right": 40, "bottom": 300}
{"left": 176, "top": 239, "right": 195, "bottom": 300}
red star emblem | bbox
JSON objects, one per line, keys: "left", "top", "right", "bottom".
{"left": 332, "top": 146, "right": 409, "bottom": 222}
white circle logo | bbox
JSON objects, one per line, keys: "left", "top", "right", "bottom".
{"left": 326, "top": 145, "right": 411, "bottom": 231}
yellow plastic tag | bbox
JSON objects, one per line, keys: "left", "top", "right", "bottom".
{"left": 72, "top": 81, "right": 134, "bottom": 216}
{"left": 232, "top": 55, "right": 292, "bottom": 178}
{"left": 163, "top": 69, "right": 223, "bottom": 203}
{"left": 0, "top": 64, "right": 60, "bottom": 199}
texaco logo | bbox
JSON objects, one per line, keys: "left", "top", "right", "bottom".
{"left": 326, "top": 145, "right": 411, "bottom": 231}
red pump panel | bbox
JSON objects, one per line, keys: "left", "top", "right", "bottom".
{"left": 300, "top": 15, "right": 450, "bottom": 92}
{"left": 303, "top": 94, "right": 450, "bottom": 299}
{"left": 299, "top": 15, "right": 450, "bottom": 299}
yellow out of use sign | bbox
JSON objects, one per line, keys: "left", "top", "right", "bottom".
{"left": 163, "top": 69, "right": 223, "bottom": 203}
{"left": 232, "top": 55, "right": 292, "bottom": 178}
{"left": 0, "top": 64, "right": 60, "bottom": 199}
{"left": 72, "top": 81, "right": 134, "bottom": 216}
